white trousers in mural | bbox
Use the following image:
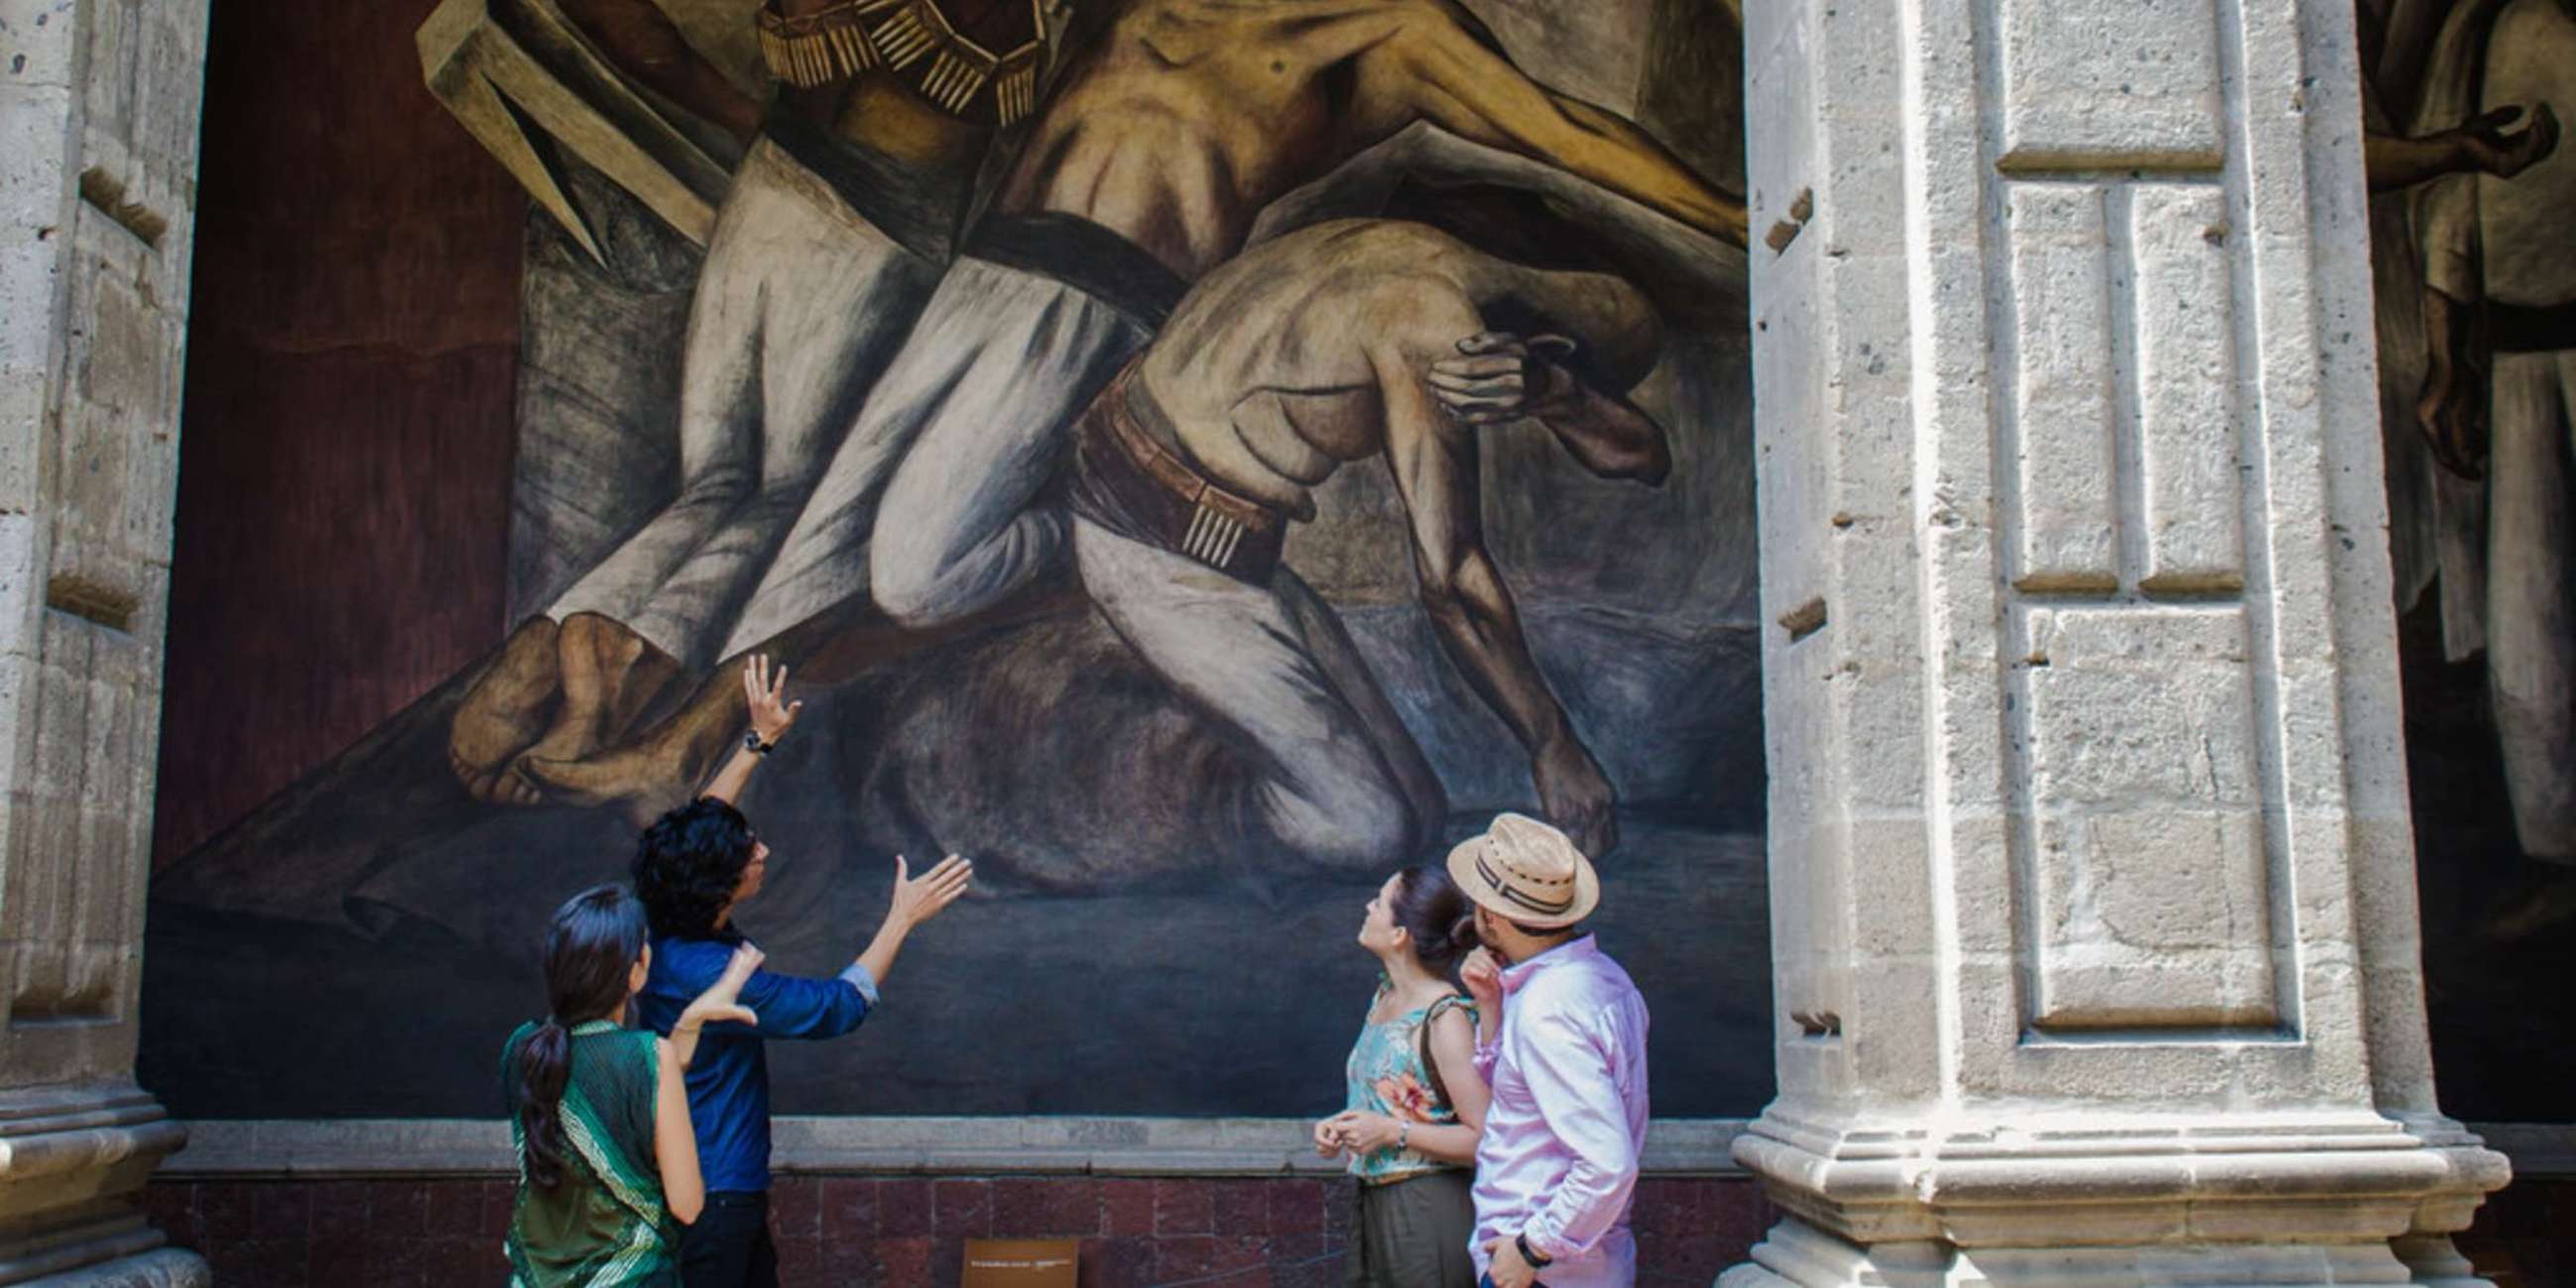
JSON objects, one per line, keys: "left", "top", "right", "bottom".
{"left": 2489, "top": 348, "right": 2576, "bottom": 860}
{"left": 1074, "top": 517, "right": 1444, "bottom": 869}
{"left": 725, "top": 258, "right": 1151, "bottom": 654}
{"left": 550, "top": 138, "right": 943, "bottom": 668}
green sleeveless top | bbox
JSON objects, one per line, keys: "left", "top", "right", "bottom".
{"left": 1342, "top": 985, "right": 1477, "bottom": 1183}
{"left": 500, "top": 1020, "right": 681, "bottom": 1288}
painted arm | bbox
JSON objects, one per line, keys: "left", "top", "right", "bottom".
{"left": 1377, "top": 338, "right": 1619, "bottom": 858}
{"left": 1430, "top": 332, "right": 1671, "bottom": 483}
{"left": 2367, "top": 102, "right": 2559, "bottom": 192}
{"left": 1355, "top": 5, "right": 1746, "bottom": 247}
{"left": 2417, "top": 284, "right": 2490, "bottom": 480}
{"left": 557, "top": 0, "right": 763, "bottom": 143}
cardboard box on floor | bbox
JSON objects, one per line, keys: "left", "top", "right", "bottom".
{"left": 962, "top": 1238, "right": 1079, "bottom": 1288}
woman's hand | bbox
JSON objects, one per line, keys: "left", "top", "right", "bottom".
{"left": 1311, "top": 1117, "right": 1348, "bottom": 1158}
{"left": 678, "top": 944, "right": 764, "bottom": 1033}
{"left": 744, "top": 655, "right": 803, "bottom": 747}
{"left": 1326, "top": 1110, "right": 1404, "bottom": 1156}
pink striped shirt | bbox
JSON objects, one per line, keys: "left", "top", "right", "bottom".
{"left": 1468, "top": 935, "right": 1651, "bottom": 1286}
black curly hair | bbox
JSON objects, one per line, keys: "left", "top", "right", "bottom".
{"left": 630, "top": 798, "right": 757, "bottom": 939}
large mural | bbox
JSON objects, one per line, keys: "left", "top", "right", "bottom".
{"left": 141, "top": 0, "right": 1768, "bottom": 1118}
{"left": 2360, "top": 0, "right": 2576, "bottom": 1120}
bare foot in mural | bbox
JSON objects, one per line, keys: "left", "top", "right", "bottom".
{"left": 504, "top": 613, "right": 684, "bottom": 803}
{"left": 522, "top": 663, "right": 748, "bottom": 821}
{"left": 449, "top": 617, "right": 565, "bottom": 803}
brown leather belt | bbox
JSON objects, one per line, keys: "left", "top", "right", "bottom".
{"left": 1070, "top": 363, "right": 1287, "bottom": 584}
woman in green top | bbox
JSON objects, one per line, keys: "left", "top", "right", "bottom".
{"left": 1312, "top": 866, "right": 1491, "bottom": 1288}
{"left": 501, "top": 884, "right": 760, "bottom": 1287}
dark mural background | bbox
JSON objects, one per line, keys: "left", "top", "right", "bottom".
{"left": 2362, "top": 0, "right": 2576, "bottom": 1122}
{"left": 142, "top": 0, "right": 1772, "bottom": 1118}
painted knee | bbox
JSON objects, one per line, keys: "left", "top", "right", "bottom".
{"left": 869, "top": 537, "right": 958, "bottom": 628}
{"left": 1271, "top": 781, "right": 1423, "bottom": 871}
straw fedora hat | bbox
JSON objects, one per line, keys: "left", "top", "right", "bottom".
{"left": 1446, "top": 812, "right": 1599, "bottom": 930}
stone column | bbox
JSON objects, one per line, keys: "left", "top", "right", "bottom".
{"left": 1727, "top": 0, "right": 2508, "bottom": 1281}
{"left": 0, "top": 0, "right": 212, "bottom": 1283}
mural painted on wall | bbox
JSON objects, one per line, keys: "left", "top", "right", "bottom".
{"left": 141, "top": 0, "right": 1766, "bottom": 1118}
{"left": 2361, "top": 0, "right": 2576, "bottom": 1120}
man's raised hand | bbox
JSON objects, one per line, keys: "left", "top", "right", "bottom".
{"left": 888, "top": 854, "right": 974, "bottom": 929}
{"left": 744, "top": 654, "right": 803, "bottom": 746}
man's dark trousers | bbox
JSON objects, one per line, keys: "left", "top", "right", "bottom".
{"left": 682, "top": 1191, "right": 777, "bottom": 1288}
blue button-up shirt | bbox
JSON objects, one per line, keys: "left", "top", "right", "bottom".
{"left": 633, "top": 934, "right": 877, "bottom": 1194}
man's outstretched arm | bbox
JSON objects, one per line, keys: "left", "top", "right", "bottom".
{"left": 1375, "top": 333, "right": 1619, "bottom": 856}
{"left": 1353, "top": 4, "right": 1747, "bottom": 247}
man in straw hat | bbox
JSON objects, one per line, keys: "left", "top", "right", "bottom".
{"left": 1451, "top": 812, "right": 1649, "bottom": 1287}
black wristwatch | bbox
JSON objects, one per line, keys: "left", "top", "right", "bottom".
{"left": 1516, "top": 1233, "right": 1552, "bottom": 1268}
{"left": 744, "top": 730, "right": 774, "bottom": 755}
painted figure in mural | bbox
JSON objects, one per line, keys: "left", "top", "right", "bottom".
{"left": 629, "top": 659, "right": 976, "bottom": 1285}
{"left": 1448, "top": 812, "right": 1646, "bottom": 1288}
{"left": 2409, "top": 0, "right": 2576, "bottom": 862}
{"left": 447, "top": 0, "right": 1053, "bottom": 805}
{"left": 499, "top": 884, "right": 761, "bottom": 1287}
{"left": 522, "top": 0, "right": 1747, "bottom": 817}
{"left": 1315, "top": 864, "right": 1488, "bottom": 1287}
{"left": 1071, "top": 219, "right": 1667, "bottom": 864}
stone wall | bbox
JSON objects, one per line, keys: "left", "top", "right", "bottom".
{"left": 0, "top": 0, "right": 214, "bottom": 1279}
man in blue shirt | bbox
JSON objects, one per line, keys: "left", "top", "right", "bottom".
{"left": 631, "top": 657, "right": 974, "bottom": 1288}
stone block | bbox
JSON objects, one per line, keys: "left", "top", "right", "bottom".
{"left": 78, "top": 0, "right": 137, "bottom": 151}
{"left": 2003, "top": 182, "right": 2118, "bottom": 590}
{"left": 132, "top": 0, "right": 209, "bottom": 180}
{"left": 2031, "top": 809, "right": 2277, "bottom": 1028}
{"left": 0, "top": 0, "right": 81, "bottom": 90}
{"left": 2021, "top": 604, "right": 2256, "bottom": 805}
{"left": 1993, "top": 0, "right": 2225, "bottom": 170}
{"left": 2128, "top": 181, "right": 2244, "bottom": 590}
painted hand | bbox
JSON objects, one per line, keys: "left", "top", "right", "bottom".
{"left": 1430, "top": 332, "right": 1580, "bottom": 425}
{"left": 1533, "top": 735, "right": 1618, "bottom": 858}
{"left": 2415, "top": 362, "right": 2489, "bottom": 482}
{"left": 2457, "top": 102, "right": 2560, "bottom": 179}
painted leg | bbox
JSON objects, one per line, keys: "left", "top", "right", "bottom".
{"left": 448, "top": 616, "right": 565, "bottom": 803}
{"left": 1079, "top": 520, "right": 1430, "bottom": 871}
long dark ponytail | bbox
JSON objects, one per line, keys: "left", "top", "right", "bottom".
{"left": 516, "top": 884, "right": 649, "bottom": 1190}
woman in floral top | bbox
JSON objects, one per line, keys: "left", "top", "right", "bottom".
{"left": 1313, "top": 866, "right": 1491, "bottom": 1286}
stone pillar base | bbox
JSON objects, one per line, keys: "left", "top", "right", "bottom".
{"left": 0, "top": 1086, "right": 202, "bottom": 1288}
{"left": 14, "top": 1248, "right": 207, "bottom": 1288}
{"left": 1724, "top": 1217, "right": 2455, "bottom": 1287}
{"left": 1723, "top": 1107, "right": 2507, "bottom": 1287}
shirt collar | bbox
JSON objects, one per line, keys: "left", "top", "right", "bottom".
{"left": 1500, "top": 932, "right": 1597, "bottom": 994}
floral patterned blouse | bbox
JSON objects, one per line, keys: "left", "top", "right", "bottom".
{"left": 1342, "top": 983, "right": 1477, "bottom": 1183}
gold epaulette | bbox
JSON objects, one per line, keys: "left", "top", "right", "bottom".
{"left": 757, "top": 0, "right": 1046, "bottom": 126}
